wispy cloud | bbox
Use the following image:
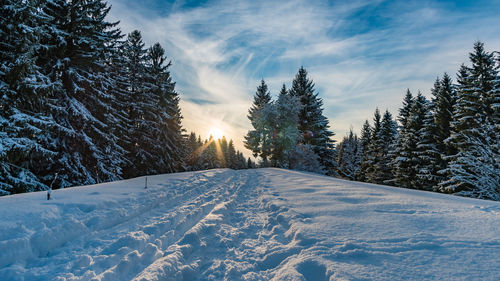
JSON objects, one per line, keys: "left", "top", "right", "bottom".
{"left": 107, "top": 0, "right": 500, "bottom": 155}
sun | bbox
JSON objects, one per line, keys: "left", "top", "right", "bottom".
{"left": 208, "top": 128, "right": 224, "bottom": 140}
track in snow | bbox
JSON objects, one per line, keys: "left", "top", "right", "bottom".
{"left": 1, "top": 168, "right": 500, "bottom": 280}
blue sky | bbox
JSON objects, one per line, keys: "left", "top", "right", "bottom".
{"left": 107, "top": 0, "right": 500, "bottom": 156}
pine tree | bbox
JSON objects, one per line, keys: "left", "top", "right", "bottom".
{"left": 0, "top": 0, "right": 56, "bottom": 194}
{"left": 378, "top": 110, "right": 398, "bottom": 185}
{"left": 235, "top": 151, "right": 247, "bottom": 169}
{"left": 336, "top": 129, "right": 361, "bottom": 180}
{"left": 290, "top": 144, "right": 323, "bottom": 173}
{"left": 392, "top": 90, "right": 415, "bottom": 188}
{"left": 272, "top": 84, "right": 301, "bottom": 168}
{"left": 185, "top": 132, "right": 201, "bottom": 170}
{"left": 491, "top": 51, "right": 500, "bottom": 189}
{"left": 357, "top": 120, "right": 371, "bottom": 181}
{"left": 227, "top": 140, "right": 237, "bottom": 168}
{"left": 107, "top": 35, "right": 133, "bottom": 176}
{"left": 146, "top": 42, "right": 185, "bottom": 174}
{"left": 415, "top": 100, "right": 440, "bottom": 190}
{"left": 431, "top": 73, "right": 457, "bottom": 184}
{"left": 440, "top": 42, "right": 500, "bottom": 199}
{"left": 398, "top": 89, "right": 414, "bottom": 129}
{"left": 396, "top": 92, "right": 428, "bottom": 189}
{"left": 120, "top": 30, "right": 151, "bottom": 177}
{"left": 363, "top": 108, "right": 396, "bottom": 184}
{"left": 412, "top": 74, "right": 457, "bottom": 191}
{"left": 219, "top": 136, "right": 229, "bottom": 167}
{"left": 244, "top": 79, "right": 273, "bottom": 164}
{"left": 39, "top": 0, "right": 123, "bottom": 187}
{"left": 289, "top": 67, "right": 336, "bottom": 174}
{"left": 365, "top": 108, "right": 381, "bottom": 183}
{"left": 197, "top": 136, "right": 221, "bottom": 169}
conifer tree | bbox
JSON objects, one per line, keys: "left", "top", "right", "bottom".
{"left": 365, "top": 108, "right": 381, "bottom": 183}
{"left": 357, "top": 120, "right": 372, "bottom": 181}
{"left": 491, "top": 52, "right": 500, "bottom": 185}
{"left": 0, "top": 0, "right": 56, "bottom": 194}
{"left": 120, "top": 30, "right": 151, "bottom": 177}
{"left": 431, "top": 73, "right": 457, "bottom": 182}
{"left": 236, "top": 152, "right": 247, "bottom": 169}
{"left": 272, "top": 84, "right": 301, "bottom": 168}
{"left": 227, "top": 140, "right": 237, "bottom": 168}
{"left": 395, "top": 92, "right": 428, "bottom": 189}
{"left": 244, "top": 80, "right": 273, "bottom": 164}
{"left": 398, "top": 89, "right": 414, "bottom": 129}
{"left": 290, "top": 144, "right": 323, "bottom": 173}
{"left": 185, "top": 132, "right": 201, "bottom": 170}
{"left": 39, "top": 0, "right": 123, "bottom": 187}
{"left": 146, "top": 42, "right": 185, "bottom": 174}
{"left": 219, "top": 136, "right": 229, "bottom": 167}
{"left": 336, "top": 129, "right": 361, "bottom": 180}
{"left": 392, "top": 90, "right": 415, "bottom": 188}
{"left": 247, "top": 158, "right": 254, "bottom": 169}
{"left": 289, "top": 67, "right": 336, "bottom": 174}
{"left": 440, "top": 42, "right": 500, "bottom": 199}
{"left": 415, "top": 100, "right": 440, "bottom": 190}
{"left": 197, "top": 136, "right": 220, "bottom": 169}
{"left": 378, "top": 110, "right": 398, "bottom": 185}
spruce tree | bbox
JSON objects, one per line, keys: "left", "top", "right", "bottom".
{"left": 273, "top": 84, "right": 301, "bottom": 168}
{"left": 365, "top": 108, "right": 381, "bottom": 183}
{"left": 402, "top": 93, "right": 428, "bottom": 189}
{"left": 197, "top": 136, "right": 221, "bottom": 169}
{"left": 247, "top": 158, "right": 253, "bottom": 169}
{"left": 491, "top": 52, "right": 500, "bottom": 187}
{"left": 244, "top": 79, "right": 273, "bottom": 164}
{"left": 336, "top": 129, "right": 361, "bottom": 180}
{"left": 398, "top": 89, "right": 414, "bottom": 129}
{"left": 378, "top": 110, "right": 398, "bottom": 185}
{"left": 289, "top": 67, "right": 336, "bottom": 174}
{"left": 146, "top": 42, "right": 185, "bottom": 174}
{"left": 392, "top": 90, "right": 415, "bottom": 188}
{"left": 235, "top": 151, "right": 247, "bottom": 169}
{"left": 415, "top": 100, "right": 440, "bottom": 190}
{"left": 0, "top": 0, "right": 56, "bottom": 194}
{"left": 431, "top": 73, "right": 457, "bottom": 182}
{"left": 290, "top": 144, "right": 323, "bottom": 173}
{"left": 227, "top": 140, "right": 237, "bottom": 168}
{"left": 357, "top": 120, "right": 372, "bottom": 181}
{"left": 219, "top": 136, "right": 229, "bottom": 167}
{"left": 120, "top": 30, "right": 151, "bottom": 177}
{"left": 440, "top": 42, "right": 500, "bottom": 199}
{"left": 39, "top": 0, "right": 123, "bottom": 187}
{"left": 185, "top": 132, "right": 201, "bottom": 170}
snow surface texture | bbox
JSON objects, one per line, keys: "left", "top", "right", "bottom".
{"left": 1, "top": 168, "right": 500, "bottom": 280}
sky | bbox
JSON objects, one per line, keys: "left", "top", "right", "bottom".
{"left": 106, "top": 0, "right": 500, "bottom": 157}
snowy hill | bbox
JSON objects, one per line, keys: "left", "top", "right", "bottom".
{"left": 1, "top": 169, "right": 499, "bottom": 281}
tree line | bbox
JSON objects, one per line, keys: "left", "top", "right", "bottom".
{"left": 0, "top": 0, "right": 248, "bottom": 196}
{"left": 185, "top": 133, "right": 253, "bottom": 170}
{"left": 245, "top": 42, "right": 499, "bottom": 200}
{"left": 1, "top": 1, "right": 498, "bottom": 201}
{"left": 335, "top": 42, "right": 499, "bottom": 200}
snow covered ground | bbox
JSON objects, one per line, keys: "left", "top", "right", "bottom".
{"left": 1, "top": 168, "right": 500, "bottom": 281}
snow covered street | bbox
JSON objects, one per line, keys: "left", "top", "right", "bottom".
{"left": 1, "top": 168, "right": 500, "bottom": 280}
